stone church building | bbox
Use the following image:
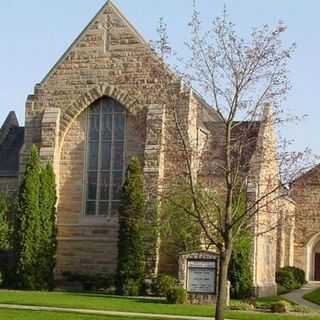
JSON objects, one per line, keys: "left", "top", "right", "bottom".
{"left": 0, "top": 1, "right": 318, "bottom": 297}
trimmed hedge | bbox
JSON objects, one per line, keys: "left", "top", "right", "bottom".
{"left": 276, "top": 266, "right": 305, "bottom": 291}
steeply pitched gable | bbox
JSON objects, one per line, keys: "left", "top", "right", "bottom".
{"left": 0, "top": 111, "right": 19, "bottom": 145}
{"left": 291, "top": 164, "right": 320, "bottom": 186}
{"left": 0, "top": 112, "right": 24, "bottom": 177}
{"left": 41, "top": 0, "right": 150, "bottom": 85}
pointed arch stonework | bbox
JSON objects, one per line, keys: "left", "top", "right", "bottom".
{"left": 38, "top": 84, "right": 142, "bottom": 203}
{"left": 58, "top": 84, "right": 141, "bottom": 151}
{"left": 305, "top": 232, "right": 320, "bottom": 281}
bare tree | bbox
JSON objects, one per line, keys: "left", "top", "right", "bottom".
{"left": 147, "top": 7, "right": 304, "bottom": 320}
{"left": 181, "top": 10, "right": 295, "bottom": 320}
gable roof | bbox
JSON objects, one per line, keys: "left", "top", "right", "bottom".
{"left": 40, "top": 0, "right": 149, "bottom": 85}
{"left": 39, "top": 0, "right": 222, "bottom": 122}
{"left": 0, "top": 112, "right": 24, "bottom": 177}
{"left": 199, "top": 121, "right": 261, "bottom": 179}
{"left": 291, "top": 163, "right": 320, "bottom": 186}
{"left": 0, "top": 111, "right": 19, "bottom": 145}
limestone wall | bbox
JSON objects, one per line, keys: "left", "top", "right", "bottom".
{"left": 291, "top": 166, "right": 320, "bottom": 280}
{"left": 157, "top": 88, "right": 210, "bottom": 274}
{"left": 56, "top": 104, "right": 145, "bottom": 276}
{"left": 21, "top": 2, "right": 188, "bottom": 277}
{"left": 249, "top": 105, "right": 280, "bottom": 296}
{"left": 276, "top": 197, "right": 295, "bottom": 269}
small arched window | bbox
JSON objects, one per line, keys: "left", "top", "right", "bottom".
{"left": 85, "top": 97, "right": 126, "bottom": 217}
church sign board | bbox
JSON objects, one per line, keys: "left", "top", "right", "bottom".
{"left": 179, "top": 251, "right": 223, "bottom": 304}
{"left": 187, "top": 259, "right": 217, "bottom": 294}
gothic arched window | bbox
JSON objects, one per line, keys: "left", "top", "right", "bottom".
{"left": 85, "top": 97, "right": 126, "bottom": 217}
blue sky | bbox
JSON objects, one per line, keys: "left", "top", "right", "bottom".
{"left": 0, "top": 0, "right": 319, "bottom": 154}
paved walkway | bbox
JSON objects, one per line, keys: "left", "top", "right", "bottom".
{"left": 281, "top": 282, "right": 320, "bottom": 308}
{"left": 0, "top": 303, "right": 217, "bottom": 320}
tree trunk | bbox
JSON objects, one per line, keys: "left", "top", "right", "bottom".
{"left": 215, "top": 245, "right": 232, "bottom": 320}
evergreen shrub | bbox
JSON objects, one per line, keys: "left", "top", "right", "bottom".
{"left": 271, "top": 301, "right": 290, "bottom": 313}
{"left": 228, "top": 234, "right": 253, "bottom": 298}
{"left": 116, "top": 157, "right": 145, "bottom": 296}
{"left": 0, "top": 193, "right": 10, "bottom": 251}
{"left": 13, "top": 145, "right": 57, "bottom": 290}
{"left": 166, "top": 286, "right": 187, "bottom": 304}
{"left": 276, "top": 269, "right": 296, "bottom": 290}
{"left": 151, "top": 273, "right": 179, "bottom": 297}
{"left": 63, "top": 272, "right": 115, "bottom": 292}
{"left": 276, "top": 266, "right": 305, "bottom": 291}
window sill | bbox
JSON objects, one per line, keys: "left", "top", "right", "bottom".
{"left": 78, "top": 215, "right": 119, "bottom": 226}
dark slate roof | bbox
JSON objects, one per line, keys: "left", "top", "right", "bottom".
{"left": 231, "top": 121, "right": 261, "bottom": 168}
{"left": 0, "top": 111, "right": 19, "bottom": 145}
{"left": 199, "top": 121, "right": 261, "bottom": 180}
{"left": 193, "top": 92, "right": 222, "bottom": 124}
{"left": 291, "top": 163, "right": 320, "bottom": 186}
{"left": 0, "top": 112, "right": 24, "bottom": 177}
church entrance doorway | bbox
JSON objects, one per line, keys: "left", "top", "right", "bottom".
{"left": 315, "top": 253, "right": 320, "bottom": 281}
{"left": 305, "top": 233, "right": 320, "bottom": 281}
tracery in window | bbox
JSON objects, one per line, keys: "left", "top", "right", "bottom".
{"left": 85, "top": 97, "right": 126, "bottom": 217}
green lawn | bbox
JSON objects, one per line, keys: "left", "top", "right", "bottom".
{"left": 0, "top": 290, "right": 319, "bottom": 320}
{"left": 304, "top": 288, "right": 320, "bottom": 305}
{"left": 0, "top": 309, "right": 146, "bottom": 320}
{"left": 226, "top": 313, "right": 320, "bottom": 320}
{"left": 1, "top": 308, "right": 320, "bottom": 320}
{"left": 0, "top": 290, "right": 215, "bottom": 317}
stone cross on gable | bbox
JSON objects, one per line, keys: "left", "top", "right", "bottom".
{"left": 102, "top": 12, "right": 112, "bottom": 52}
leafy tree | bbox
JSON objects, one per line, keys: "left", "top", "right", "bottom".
{"left": 161, "top": 189, "right": 201, "bottom": 260}
{"left": 116, "top": 157, "right": 145, "bottom": 296}
{"left": 148, "top": 7, "right": 297, "bottom": 319}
